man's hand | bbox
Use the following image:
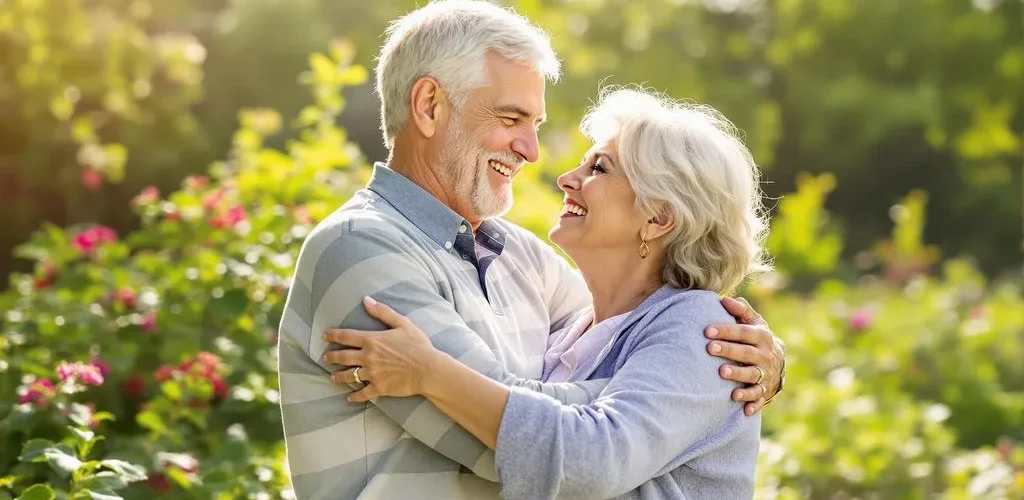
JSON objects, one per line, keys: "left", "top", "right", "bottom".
{"left": 705, "top": 296, "right": 785, "bottom": 416}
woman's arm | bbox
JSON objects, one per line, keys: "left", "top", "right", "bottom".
{"left": 329, "top": 293, "right": 757, "bottom": 500}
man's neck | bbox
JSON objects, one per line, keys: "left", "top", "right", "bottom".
{"left": 388, "top": 148, "right": 481, "bottom": 229}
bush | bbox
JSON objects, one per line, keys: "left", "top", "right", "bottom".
{"left": 2, "top": 44, "right": 1022, "bottom": 500}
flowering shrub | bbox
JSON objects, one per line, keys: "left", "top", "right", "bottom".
{"left": 2, "top": 44, "right": 1022, "bottom": 500}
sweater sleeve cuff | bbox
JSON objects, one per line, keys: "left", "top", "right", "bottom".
{"left": 496, "top": 386, "right": 559, "bottom": 499}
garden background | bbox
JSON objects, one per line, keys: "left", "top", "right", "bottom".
{"left": 1, "top": 0, "right": 1022, "bottom": 498}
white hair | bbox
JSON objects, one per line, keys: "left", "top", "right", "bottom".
{"left": 580, "top": 87, "right": 771, "bottom": 295}
{"left": 375, "top": 0, "right": 560, "bottom": 149}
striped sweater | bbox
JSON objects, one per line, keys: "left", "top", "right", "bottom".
{"left": 277, "top": 164, "right": 607, "bottom": 499}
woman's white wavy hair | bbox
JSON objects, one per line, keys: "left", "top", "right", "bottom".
{"left": 580, "top": 87, "right": 771, "bottom": 295}
{"left": 375, "top": 0, "right": 560, "bottom": 150}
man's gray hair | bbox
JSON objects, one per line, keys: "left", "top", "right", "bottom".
{"left": 581, "top": 87, "right": 772, "bottom": 294}
{"left": 376, "top": 0, "right": 560, "bottom": 149}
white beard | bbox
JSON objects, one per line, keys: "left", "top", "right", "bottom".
{"left": 438, "top": 116, "right": 518, "bottom": 219}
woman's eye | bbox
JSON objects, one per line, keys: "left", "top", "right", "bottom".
{"left": 590, "top": 161, "right": 606, "bottom": 174}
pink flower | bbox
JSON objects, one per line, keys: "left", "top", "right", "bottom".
{"left": 210, "top": 375, "right": 229, "bottom": 400}
{"left": 72, "top": 226, "right": 117, "bottom": 254}
{"left": 18, "top": 379, "right": 56, "bottom": 405}
{"left": 184, "top": 175, "right": 209, "bottom": 190}
{"left": 89, "top": 358, "right": 111, "bottom": 378}
{"left": 202, "top": 189, "right": 223, "bottom": 211}
{"left": 82, "top": 168, "right": 103, "bottom": 190}
{"left": 56, "top": 362, "right": 104, "bottom": 386}
{"left": 132, "top": 186, "right": 160, "bottom": 206}
{"left": 140, "top": 311, "right": 157, "bottom": 333}
{"left": 223, "top": 205, "right": 246, "bottom": 227}
{"left": 850, "top": 309, "right": 873, "bottom": 332}
{"left": 57, "top": 362, "right": 77, "bottom": 382}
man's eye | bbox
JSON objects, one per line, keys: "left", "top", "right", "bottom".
{"left": 500, "top": 117, "right": 518, "bottom": 126}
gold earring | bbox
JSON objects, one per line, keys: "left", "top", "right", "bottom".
{"left": 639, "top": 230, "right": 650, "bottom": 259}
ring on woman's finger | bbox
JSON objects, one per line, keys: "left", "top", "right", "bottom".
{"left": 353, "top": 367, "right": 363, "bottom": 385}
{"left": 754, "top": 366, "right": 765, "bottom": 385}
{"left": 756, "top": 382, "right": 767, "bottom": 398}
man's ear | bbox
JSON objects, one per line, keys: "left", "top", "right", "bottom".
{"left": 408, "top": 76, "right": 449, "bottom": 139}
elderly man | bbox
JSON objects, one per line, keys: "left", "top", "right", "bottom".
{"left": 277, "top": 1, "right": 785, "bottom": 499}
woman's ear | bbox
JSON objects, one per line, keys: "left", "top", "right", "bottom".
{"left": 646, "top": 209, "right": 675, "bottom": 240}
{"left": 408, "top": 76, "right": 449, "bottom": 139}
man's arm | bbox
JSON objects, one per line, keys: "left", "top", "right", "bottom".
{"left": 289, "top": 224, "right": 606, "bottom": 484}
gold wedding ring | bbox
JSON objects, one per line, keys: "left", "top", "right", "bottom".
{"left": 754, "top": 366, "right": 765, "bottom": 385}
{"left": 353, "top": 367, "right": 363, "bottom": 385}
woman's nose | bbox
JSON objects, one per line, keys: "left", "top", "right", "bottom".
{"left": 557, "top": 167, "right": 582, "bottom": 193}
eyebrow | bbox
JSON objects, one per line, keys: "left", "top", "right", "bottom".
{"left": 495, "top": 104, "right": 546, "bottom": 126}
{"left": 594, "top": 152, "right": 617, "bottom": 169}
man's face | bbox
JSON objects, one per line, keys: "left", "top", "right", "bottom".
{"left": 437, "top": 52, "right": 546, "bottom": 221}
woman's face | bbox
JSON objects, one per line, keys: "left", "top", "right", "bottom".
{"left": 549, "top": 139, "right": 648, "bottom": 256}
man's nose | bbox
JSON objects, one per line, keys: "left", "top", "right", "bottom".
{"left": 511, "top": 128, "right": 540, "bottom": 164}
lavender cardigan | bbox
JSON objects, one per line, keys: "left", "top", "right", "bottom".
{"left": 495, "top": 286, "right": 761, "bottom": 499}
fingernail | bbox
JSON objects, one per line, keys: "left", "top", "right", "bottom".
{"left": 709, "top": 342, "right": 721, "bottom": 354}
{"left": 322, "top": 355, "right": 329, "bottom": 363}
{"left": 722, "top": 366, "right": 732, "bottom": 376}
{"left": 734, "top": 391, "right": 743, "bottom": 400}
{"left": 706, "top": 327, "right": 718, "bottom": 338}
{"left": 364, "top": 296, "right": 377, "bottom": 306}
{"left": 322, "top": 332, "right": 328, "bottom": 341}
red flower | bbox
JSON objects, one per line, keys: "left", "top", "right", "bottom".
{"left": 132, "top": 186, "right": 160, "bottom": 207}
{"left": 210, "top": 375, "right": 229, "bottom": 400}
{"left": 155, "top": 365, "right": 175, "bottom": 382}
{"left": 121, "top": 373, "right": 145, "bottom": 399}
{"left": 34, "top": 262, "right": 57, "bottom": 290}
{"left": 72, "top": 226, "right": 117, "bottom": 254}
{"left": 18, "top": 379, "right": 56, "bottom": 405}
{"left": 113, "top": 287, "right": 137, "bottom": 309}
{"left": 81, "top": 168, "right": 103, "bottom": 190}
{"left": 147, "top": 473, "right": 170, "bottom": 493}
{"left": 164, "top": 209, "right": 181, "bottom": 222}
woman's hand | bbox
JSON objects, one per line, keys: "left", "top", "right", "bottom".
{"left": 322, "top": 296, "right": 442, "bottom": 403}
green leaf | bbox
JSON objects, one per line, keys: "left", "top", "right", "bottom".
{"left": 79, "top": 491, "right": 119, "bottom": 500}
{"left": 15, "top": 484, "right": 54, "bottom": 500}
{"left": 79, "top": 436, "right": 105, "bottom": 461}
{"left": 43, "top": 447, "right": 83, "bottom": 479}
{"left": 67, "top": 427, "right": 94, "bottom": 450}
{"left": 78, "top": 472, "right": 127, "bottom": 492}
{"left": 161, "top": 381, "right": 182, "bottom": 402}
{"left": 65, "top": 404, "right": 93, "bottom": 428}
{"left": 135, "top": 412, "right": 164, "bottom": 434}
{"left": 98, "top": 460, "right": 147, "bottom": 483}
{"left": 18, "top": 439, "right": 54, "bottom": 463}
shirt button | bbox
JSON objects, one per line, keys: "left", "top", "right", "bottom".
{"left": 444, "top": 241, "right": 453, "bottom": 249}
{"left": 458, "top": 224, "right": 468, "bottom": 233}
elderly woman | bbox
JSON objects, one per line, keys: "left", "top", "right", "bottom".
{"left": 324, "top": 88, "right": 769, "bottom": 499}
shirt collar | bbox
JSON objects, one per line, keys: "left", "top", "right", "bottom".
{"left": 366, "top": 162, "right": 473, "bottom": 250}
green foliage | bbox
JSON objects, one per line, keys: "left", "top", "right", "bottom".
{"left": 1, "top": 45, "right": 364, "bottom": 499}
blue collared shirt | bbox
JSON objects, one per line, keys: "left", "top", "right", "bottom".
{"left": 367, "top": 163, "right": 506, "bottom": 303}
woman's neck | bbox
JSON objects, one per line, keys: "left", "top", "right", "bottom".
{"left": 573, "top": 248, "right": 664, "bottom": 324}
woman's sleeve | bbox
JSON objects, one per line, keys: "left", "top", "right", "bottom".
{"left": 494, "top": 293, "right": 757, "bottom": 500}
